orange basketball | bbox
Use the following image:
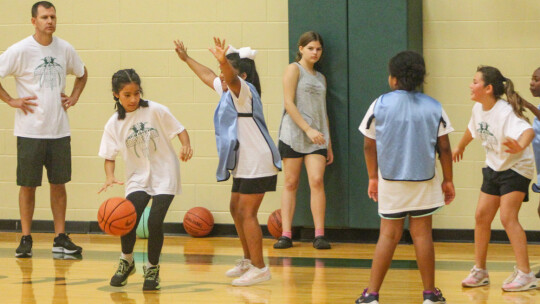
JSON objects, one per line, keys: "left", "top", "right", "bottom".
{"left": 98, "top": 197, "right": 137, "bottom": 236}
{"left": 267, "top": 209, "right": 282, "bottom": 239}
{"left": 183, "top": 207, "right": 214, "bottom": 237}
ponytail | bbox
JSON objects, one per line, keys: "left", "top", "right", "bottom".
{"left": 114, "top": 98, "right": 126, "bottom": 119}
{"left": 504, "top": 78, "right": 529, "bottom": 123}
{"left": 477, "top": 66, "right": 529, "bottom": 122}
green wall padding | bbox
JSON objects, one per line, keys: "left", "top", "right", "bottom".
{"left": 288, "top": 0, "right": 349, "bottom": 227}
{"left": 288, "top": 0, "right": 423, "bottom": 229}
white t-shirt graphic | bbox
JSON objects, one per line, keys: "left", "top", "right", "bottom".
{"left": 468, "top": 99, "right": 534, "bottom": 179}
{"left": 99, "top": 101, "right": 185, "bottom": 196}
{"left": 0, "top": 36, "right": 85, "bottom": 138}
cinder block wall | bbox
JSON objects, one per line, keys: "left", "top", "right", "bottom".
{"left": 1, "top": 0, "right": 540, "bottom": 231}
{"left": 423, "top": 0, "right": 540, "bottom": 229}
{"left": 0, "top": 0, "right": 288, "bottom": 225}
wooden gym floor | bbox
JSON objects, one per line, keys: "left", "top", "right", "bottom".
{"left": 1, "top": 232, "right": 540, "bottom": 303}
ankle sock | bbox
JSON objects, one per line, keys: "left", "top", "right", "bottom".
{"left": 121, "top": 253, "right": 133, "bottom": 264}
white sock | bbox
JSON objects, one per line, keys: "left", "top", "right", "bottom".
{"left": 121, "top": 253, "right": 133, "bottom": 264}
{"left": 147, "top": 262, "right": 157, "bottom": 268}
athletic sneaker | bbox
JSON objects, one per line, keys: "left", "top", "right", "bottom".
{"left": 231, "top": 265, "right": 271, "bottom": 286}
{"left": 53, "top": 252, "right": 83, "bottom": 260}
{"left": 110, "top": 258, "right": 135, "bottom": 287}
{"left": 52, "top": 233, "right": 82, "bottom": 255}
{"left": 502, "top": 268, "right": 538, "bottom": 292}
{"left": 461, "top": 266, "right": 490, "bottom": 287}
{"left": 313, "top": 236, "right": 331, "bottom": 250}
{"left": 15, "top": 235, "right": 33, "bottom": 258}
{"left": 535, "top": 269, "right": 540, "bottom": 279}
{"left": 273, "top": 236, "right": 293, "bottom": 249}
{"left": 423, "top": 288, "right": 446, "bottom": 304}
{"left": 504, "top": 266, "right": 519, "bottom": 285}
{"left": 226, "top": 258, "right": 251, "bottom": 277}
{"left": 143, "top": 265, "right": 161, "bottom": 291}
{"left": 355, "top": 288, "right": 379, "bottom": 304}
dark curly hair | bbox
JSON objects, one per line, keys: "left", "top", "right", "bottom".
{"left": 111, "top": 69, "right": 148, "bottom": 120}
{"left": 388, "top": 51, "right": 426, "bottom": 91}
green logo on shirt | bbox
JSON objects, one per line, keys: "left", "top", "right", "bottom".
{"left": 34, "top": 56, "right": 63, "bottom": 89}
{"left": 477, "top": 122, "right": 498, "bottom": 151}
{"left": 126, "top": 122, "right": 159, "bottom": 158}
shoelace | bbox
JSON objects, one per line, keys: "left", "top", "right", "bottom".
{"left": 469, "top": 268, "right": 485, "bottom": 279}
{"left": 116, "top": 260, "right": 128, "bottom": 275}
{"left": 21, "top": 236, "right": 32, "bottom": 244}
{"left": 145, "top": 267, "right": 159, "bottom": 280}
{"left": 235, "top": 259, "right": 249, "bottom": 269}
{"left": 513, "top": 272, "right": 531, "bottom": 286}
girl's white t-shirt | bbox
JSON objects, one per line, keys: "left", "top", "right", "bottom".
{"left": 359, "top": 99, "right": 454, "bottom": 214}
{"left": 213, "top": 77, "right": 278, "bottom": 178}
{"left": 468, "top": 100, "right": 534, "bottom": 179}
{"left": 0, "top": 36, "right": 85, "bottom": 138}
{"left": 99, "top": 101, "right": 185, "bottom": 196}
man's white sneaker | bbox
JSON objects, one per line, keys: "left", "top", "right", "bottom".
{"left": 226, "top": 258, "right": 251, "bottom": 277}
{"left": 231, "top": 265, "right": 271, "bottom": 286}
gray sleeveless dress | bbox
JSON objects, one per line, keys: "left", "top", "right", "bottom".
{"left": 278, "top": 62, "right": 329, "bottom": 153}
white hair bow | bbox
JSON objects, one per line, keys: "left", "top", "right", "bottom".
{"left": 226, "top": 45, "right": 257, "bottom": 60}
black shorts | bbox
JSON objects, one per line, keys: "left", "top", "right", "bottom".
{"left": 481, "top": 167, "right": 530, "bottom": 202}
{"left": 17, "top": 136, "right": 71, "bottom": 187}
{"left": 278, "top": 140, "right": 327, "bottom": 159}
{"left": 232, "top": 175, "right": 277, "bottom": 194}
{"left": 380, "top": 206, "right": 442, "bottom": 220}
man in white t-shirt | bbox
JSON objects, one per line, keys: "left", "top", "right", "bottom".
{"left": 0, "top": 1, "right": 88, "bottom": 258}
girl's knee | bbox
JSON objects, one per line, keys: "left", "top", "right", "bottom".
{"left": 283, "top": 179, "right": 299, "bottom": 192}
{"left": 380, "top": 228, "right": 403, "bottom": 243}
{"left": 309, "top": 176, "right": 324, "bottom": 190}
{"left": 147, "top": 212, "right": 166, "bottom": 228}
{"left": 500, "top": 215, "right": 520, "bottom": 230}
{"left": 229, "top": 203, "right": 237, "bottom": 215}
{"left": 410, "top": 228, "right": 432, "bottom": 242}
{"left": 475, "top": 212, "right": 493, "bottom": 226}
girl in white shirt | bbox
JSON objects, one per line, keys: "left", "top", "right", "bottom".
{"left": 454, "top": 66, "right": 537, "bottom": 292}
{"left": 98, "top": 69, "right": 193, "bottom": 291}
{"left": 175, "top": 39, "right": 280, "bottom": 286}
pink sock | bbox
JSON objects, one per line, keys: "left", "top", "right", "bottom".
{"left": 315, "top": 229, "right": 324, "bottom": 237}
{"left": 282, "top": 231, "right": 292, "bottom": 238}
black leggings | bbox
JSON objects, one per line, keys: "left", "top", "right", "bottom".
{"left": 121, "top": 191, "right": 174, "bottom": 265}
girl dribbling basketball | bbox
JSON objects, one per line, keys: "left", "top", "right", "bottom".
{"left": 98, "top": 69, "right": 193, "bottom": 290}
